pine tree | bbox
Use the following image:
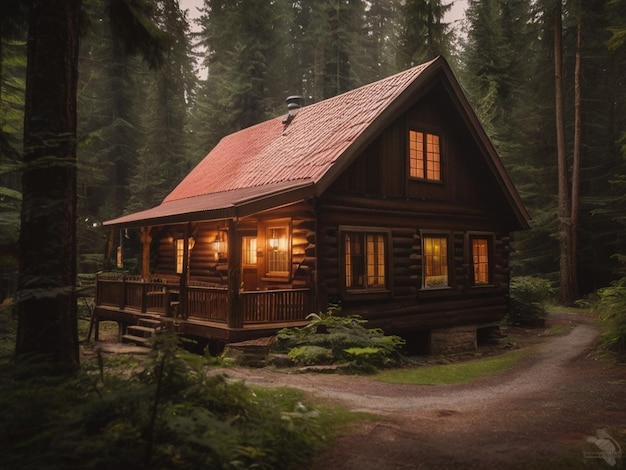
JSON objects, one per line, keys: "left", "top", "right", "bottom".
{"left": 364, "top": 0, "right": 404, "bottom": 79}
{"left": 397, "top": 0, "right": 453, "bottom": 68}
{"left": 0, "top": 0, "right": 26, "bottom": 301}
{"left": 16, "top": 0, "right": 168, "bottom": 372}
{"left": 189, "top": 0, "right": 285, "bottom": 151}
{"left": 16, "top": 0, "right": 82, "bottom": 371}
{"left": 127, "top": 0, "right": 197, "bottom": 213}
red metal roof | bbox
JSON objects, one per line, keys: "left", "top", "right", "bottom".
{"left": 162, "top": 60, "right": 434, "bottom": 203}
{"left": 104, "top": 56, "right": 530, "bottom": 229}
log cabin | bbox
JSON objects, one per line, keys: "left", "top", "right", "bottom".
{"left": 94, "top": 56, "right": 530, "bottom": 354}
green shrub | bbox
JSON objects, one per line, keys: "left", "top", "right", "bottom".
{"left": 275, "top": 305, "right": 405, "bottom": 372}
{"left": 505, "top": 276, "right": 554, "bottom": 325}
{"left": 597, "top": 276, "right": 626, "bottom": 355}
{"left": 288, "top": 345, "right": 335, "bottom": 365}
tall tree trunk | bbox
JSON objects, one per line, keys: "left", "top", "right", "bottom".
{"left": 570, "top": 11, "right": 582, "bottom": 300}
{"left": 553, "top": 0, "right": 574, "bottom": 304}
{"left": 16, "top": 0, "right": 81, "bottom": 371}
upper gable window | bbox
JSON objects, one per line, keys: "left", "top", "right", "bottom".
{"left": 409, "top": 130, "right": 441, "bottom": 181}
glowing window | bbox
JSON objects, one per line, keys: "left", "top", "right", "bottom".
{"left": 242, "top": 236, "right": 257, "bottom": 266}
{"left": 345, "top": 231, "right": 386, "bottom": 291}
{"left": 266, "top": 226, "right": 289, "bottom": 275}
{"left": 423, "top": 236, "right": 448, "bottom": 288}
{"left": 175, "top": 239, "right": 184, "bottom": 274}
{"left": 472, "top": 238, "right": 489, "bottom": 284}
{"left": 409, "top": 130, "right": 441, "bottom": 181}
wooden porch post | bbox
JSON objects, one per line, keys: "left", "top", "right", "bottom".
{"left": 227, "top": 219, "right": 243, "bottom": 328}
{"left": 140, "top": 227, "right": 152, "bottom": 278}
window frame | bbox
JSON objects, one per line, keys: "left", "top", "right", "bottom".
{"left": 260, "top": 218, "right": 292, "bottom": 280}
{"left": 242, "top": 235, "right": 257, "bottom": 267}
{"left": 469, "top": 233, "right": 494, "bottom": 286}
{"left": 175, "top": 238, "right": 185, "bottom": 274}
{"left": 421, "top": 233, "right": 451, "bottom": 290}
{"left": 339, "top": 225, "right": 391, "bottom": 298}
{"left": 408, "top": 127, "right": 443, "bottom": 182}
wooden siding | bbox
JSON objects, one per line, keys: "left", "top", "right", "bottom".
{"left": 316, "top": 196, "right": 512, "bottom": 331}
{"left": 331, "top": 83, "right": 517, "bottom": 226}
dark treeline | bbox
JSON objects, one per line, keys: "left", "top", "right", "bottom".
{"left": 1, "top": 0, "right": 625, "bottom": 303}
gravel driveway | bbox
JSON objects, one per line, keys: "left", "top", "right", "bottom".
{"left": 215, "top": 314, "right": 626, "bottom": 469}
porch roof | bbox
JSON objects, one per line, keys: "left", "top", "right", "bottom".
{"left": 104, "top": 180, "right": 315, "bottom": 227}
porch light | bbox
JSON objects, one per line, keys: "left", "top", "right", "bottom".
{"left": 213, "top": 231, "right": 227, "bottom": 259}
{"left": 268, "top": 227, "right": 287, "bottom": 252}
{"left": 269, "top": 229, "right": 279, "bottom": 251}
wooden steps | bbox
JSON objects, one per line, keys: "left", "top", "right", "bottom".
{"left": 122, "top": 317, "right": 163, "bottom": 347}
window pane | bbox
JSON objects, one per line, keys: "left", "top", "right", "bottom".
{"left": 345, "top": 231, "right": 386, "bottom": 291}
{"left": 242, "top": 237, "right": 257, "bottom": 265}
{"left": 409, "top": 130, "right": 424, "bottom": 178}
{"left": 472, "top": 238, "right": 489, "bottom": 284}
{"left": 175, "top": 239, "right": 184, "bottom": 274}
{"left": 426, "top": 134, "right": 440, "bottom": 180}
{"left": 409, "top": 131, "right": 441, "bottom": 181}
{"left": 366, "top": 234, "right": 385, "bottom": 287}
{"left": 267, "top": 227, "right": 289, "bottom": 273}
{"left": 346, "top": 232, "right": 365, "bottom": 288}
{"left": 423, "top": 236, "right": 448, "bottom": 288}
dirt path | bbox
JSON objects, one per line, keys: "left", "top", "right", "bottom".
{"left": 216, "top": 314, "right": 626, "bottom": 469}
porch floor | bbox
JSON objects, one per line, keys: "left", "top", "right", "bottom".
{"left": 92, "top": 305, "right": 309, "bottom": 346}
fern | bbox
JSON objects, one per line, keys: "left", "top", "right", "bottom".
{"left": 275, "top": 305, "right": 405, "bottom": 371}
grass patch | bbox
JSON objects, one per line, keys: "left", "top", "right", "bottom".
{"left": 250, "top": 385, "right": 374, "bottom": 439}
{"left": 544, "top": 304, "right": 595, "bottom": 317}
{"left": 375, "top": 348, "right": 534, "bottom": 385}
{"left": 538, "top": 324, "right": 572, "bottom": 337}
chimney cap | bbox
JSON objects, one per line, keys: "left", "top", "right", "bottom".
{"left": 285, "top": 95, "right": 304, "bottom": 108}
{"left": 282, "top": 95, "right": 304, "bottom": 125}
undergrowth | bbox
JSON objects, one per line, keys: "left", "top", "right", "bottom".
{"left": 0, "top": 330, "right": 338, "bottom": 469}
{"left": 505, "top": 276, "right": 554, "bottom": 325}
{"left": 274, "top": 305, "right": 406, "bottom": 373}
{"left": 597, "top": 276, "right": 626, "bottom": 357}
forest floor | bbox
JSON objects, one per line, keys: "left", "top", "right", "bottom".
{"left": 212, "top": 312, "right": 626, "bottom": 469}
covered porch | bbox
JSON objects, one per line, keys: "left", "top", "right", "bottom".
{"left": 96, "top": 183, "right": 319, "bottom": 346}
{"left": 93, "top": 274, "right": 313, "bottom": 344}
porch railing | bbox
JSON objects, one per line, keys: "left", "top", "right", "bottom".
{"left": 186, "top": 285, "right": 228, "bottom": 323}
{"left": 95, "top": 274, "right": 312, "bottom": 327}
{"left": 240, "top": 289, "right": 311, "bottom": 324}
{"left": 96, "top": 275, "right": 172, "bottom": 315}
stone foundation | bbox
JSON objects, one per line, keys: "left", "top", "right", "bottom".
{"left": 430, "top": 326, "right": 477, "bottom": 355}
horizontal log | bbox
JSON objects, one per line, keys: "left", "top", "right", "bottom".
{"left": 393, "top": 276, "right": 417, "bottom": 287}
{"left": 392, "top": 257, "right": 412, "bottom": 268}
{"left": 393, "top": 286, "right": 418, "bottom": 296}
{"left": 393, "top": 267, "right": 412, "bottom": 278}
{"left": 392, "top": 247, "right": 412, "bottom": 257}
{"left": 391, "top": 227, "right": 417, "bottom": 238}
